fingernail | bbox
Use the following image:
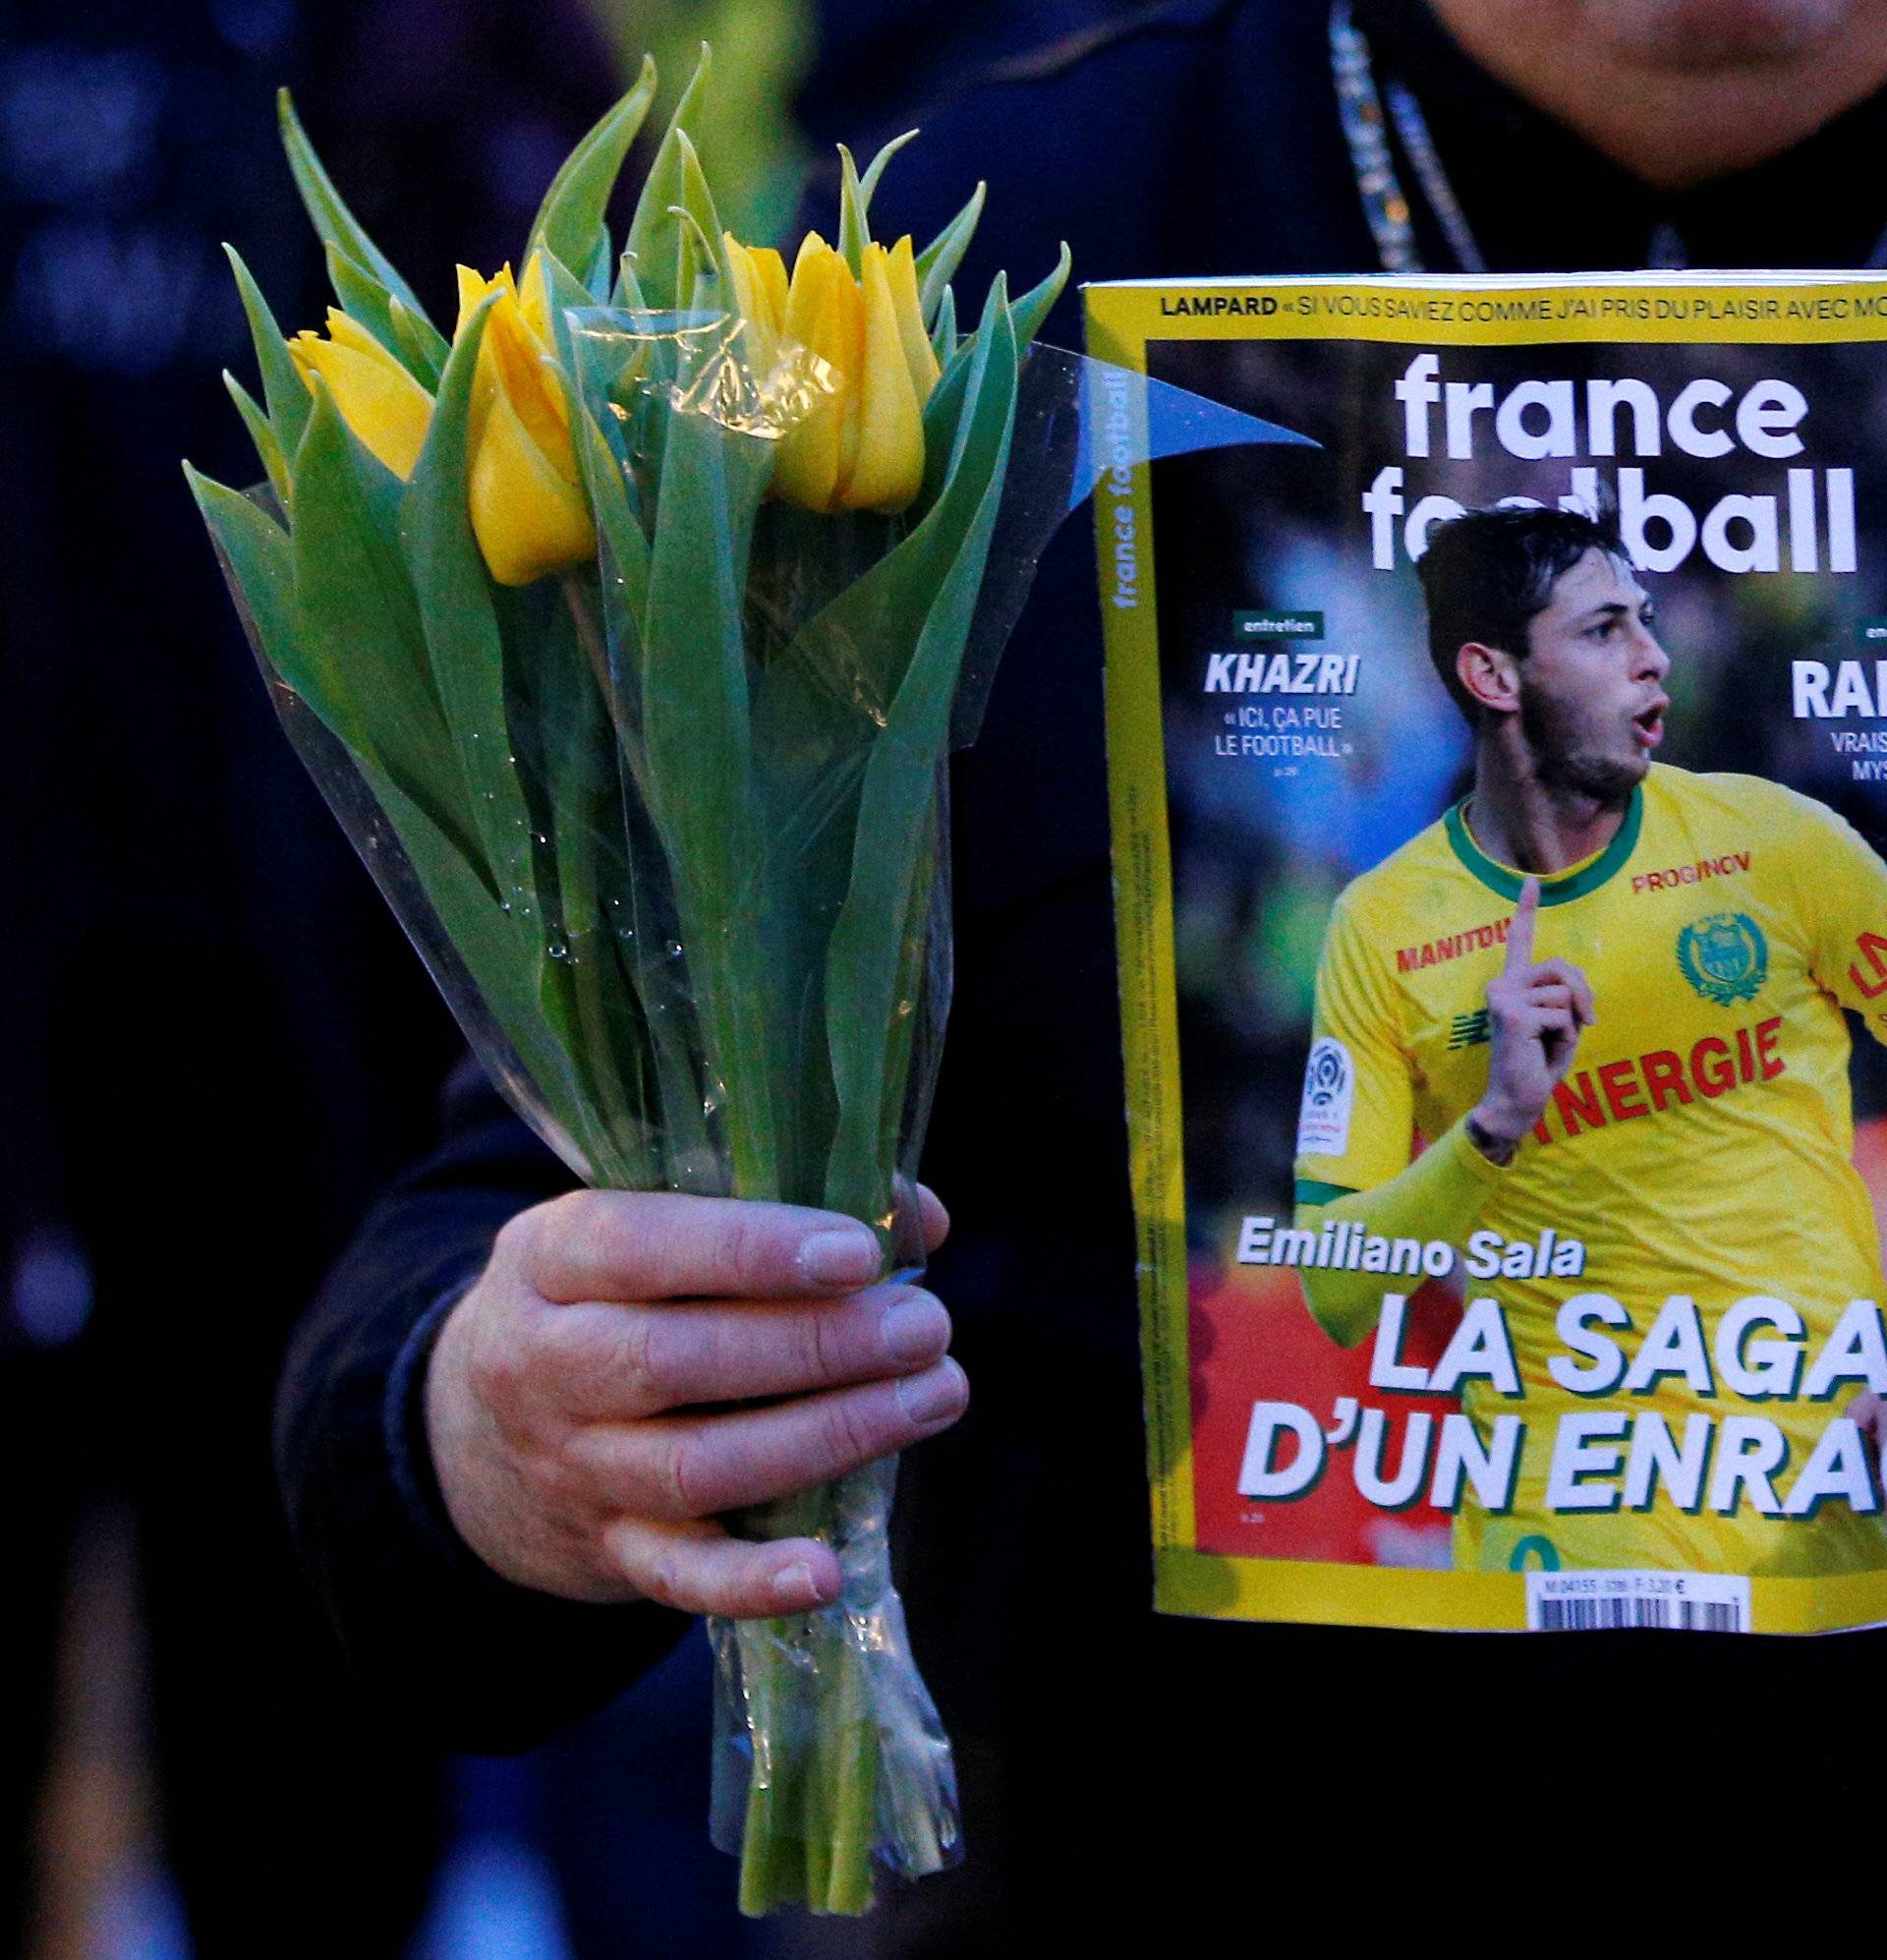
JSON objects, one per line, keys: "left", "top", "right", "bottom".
{"left": 883, "top": 1293, "right": 949, "bottom": 1363}
{"left": 773, "top": 1560, "right": 824, "bottom": 1607}
{"left": 799, "top": 1227, "right": 881, "bottom": 1287}
{"left": 897, "top": 1358, "right": 967, "bottom": 1425}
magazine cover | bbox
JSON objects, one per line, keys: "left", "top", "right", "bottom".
{"left": 1089, "top": 273, "right": 1887, "bottom": 1634}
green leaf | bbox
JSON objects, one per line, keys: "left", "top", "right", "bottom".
{"left": 582, "top": 228, "right": 614, "bottom": 301}
{"left": 625, "top": 43, "right": 713, "bottom": 314}
{"left": 1008, "top": 241, "right": 1072, "bottom": 350}
{"left": 913, "top": 280, "right": 1001, "bottom": 519}
{"left": 639, "top": 332, "right": 780, "bottom": 1195}
{"left": 822, "top": 303, "right": 1018, "bottom": 1223}
{"left": 768, "top": 277, "right": 1015, "bottom": 801}
{"left": 400, "top": 290, "right": 543, "bottom": 917}
{"left": 527, "top": 57, "right": 659, "bottom": 287}
{"left": 221, "top": 374, "right": 290, "bottom": 508}
{"left": 940, "top": 276, "right": 1009, "bottom": 483}
{"left": 857, "top": 130, "right": 920, "bottom": 217}
{"left": 223, "top": 243, "right": 311, "bottom": 458}
{"left": 557, "top": 576, "right": 714, "bottom": 1191}
{"left": 672, "top": 129, "right": 726, "bottom": 281}
{"left": 836, "top": 144, "right": 869, "bottom": 275}
{"left": 929, "top": 283, "right": 956, "bottom": 366}
{"left": 357, "top": 750, "right": 609, "bottom": 1177}
{"left": 533, "top": 249, "right": 599, "bottom": 398}
{"left": 670, "top": 197, "right": 718, "bottom": 305}
{"left": 573, "top": 376, "right": 653, "bottom": 623}
{"left": 187, "top": 464, "right": 348, "bottom": 730}
{"left": 497, "top": 583, "right": 658, "bottom": 1186}
{"left": 611, "top": 252, "right": 649, "bottom": 310}
{"left": 915, "top": 181, "right": 984, "bottom": 328}
{"left": 289, "top": 380, "right": 477, "bottom": 872}
{"left": 519, "top": 259, "right": 671, "bottom": 1165}
{"left": 388, "top": 294, "right": 449, "bottom": 389}
{"left": 278, "top": 88, "right": 434, "bottom": 331}
{"left": 744, "top": 286, "right": 1019, "bottom": 1217}
{"left": 196, "top": 451, "right": 610, "bottom": 1176}
{"left": 322, "top": 242, "right": 445, "bottom": 390}
{"left": 540, "top": 248, "right": 654, "bottom": 587}
{"left": 324, "top": 244, "right": 449, "bottom": 387}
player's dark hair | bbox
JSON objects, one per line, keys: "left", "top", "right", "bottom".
{"left": 1417, "top": 504, "right": 1630, "bottom": 721}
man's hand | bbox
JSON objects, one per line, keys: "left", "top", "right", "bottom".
{"left": 425, "top": 1188, "right": 964, "bottom": 1619}
{"left": 1471, "top": 876, "right": 1597, "bottom": 1159}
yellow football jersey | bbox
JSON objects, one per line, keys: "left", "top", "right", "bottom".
{"left": 1295, "top": 762, "right": 1887, "bottom": 1579}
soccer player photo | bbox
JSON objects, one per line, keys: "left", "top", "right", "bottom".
{"left": 1091, "top": 274, "right": 1887, "bottom": 1633}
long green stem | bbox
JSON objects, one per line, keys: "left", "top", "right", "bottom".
{"left": 730, "top": 1470, "right": 887, "bottom": 1917}
{"left": 736, "top": 1612, "right": 804, "bottom": 1914}
{"left": 821, "top": 1620, "right": 878, "bottom": 1914}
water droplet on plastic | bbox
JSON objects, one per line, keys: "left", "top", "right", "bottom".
{"left": 895, "top": 998, "right": 914, "bottom": 1017}
{"left": 534, "top": 833, "right": 548, "bottom": 846}
{"left": 664, "top": 940, "right": 684, "bottom": 958}
{"left": 547, "top": 940, "right": 568, "bottom": 959}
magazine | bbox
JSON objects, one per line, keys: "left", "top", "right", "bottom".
{"left": 1088, "top": 272, "right": 1887, "bottom": 1633}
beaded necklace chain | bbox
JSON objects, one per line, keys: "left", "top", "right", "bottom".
{"left": 1330, "top": 0, "right": 1887, "bottom": 274}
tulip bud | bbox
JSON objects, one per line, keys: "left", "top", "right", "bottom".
{"left": 886, "top": 236, "right": 940, "bottom": 403}
{"left": 843, "top": 243, "right": 924, "bottom": 512}
{"left": 722, "top": 235, "right": 788, "bottom": 381}
{"left": 289, "top": 309, "right": 434, "bottom": 481}
{"left": 748, "top": 231, "right": 939, "bottom": 516}
{"left": 454, "top": 255, "right": 598, "bottom": 587}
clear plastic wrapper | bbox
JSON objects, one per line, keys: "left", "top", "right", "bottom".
{"left": 710, "top": 1459, "right": 956, "bottom": 1912}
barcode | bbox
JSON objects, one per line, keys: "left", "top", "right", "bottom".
{"left": 1524, "top": 1568, "right": 1751, "bottom": 1633}
{"left": 1536, "top": 1595, "right": 1744, "bottom": 1633}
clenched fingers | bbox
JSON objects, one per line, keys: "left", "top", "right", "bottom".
{"left": 515, "top": 1189, "right": 886, "bottom": 1305}
{"left": 600, "top": 1516, "right": 845, "bottom": 1618}
{"left": 569, "top": 1360, "right": 970, "bottom": 1522}
{"left": 1521, "top": 956, "right": 1596, "bottom": 1027}
{"left": 522, "top": 1284, "right": 953, "bottom": 1420}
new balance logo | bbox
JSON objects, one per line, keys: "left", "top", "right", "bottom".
{"left": 1449, "top": 1010, "right": 1491, "bottom": 1050}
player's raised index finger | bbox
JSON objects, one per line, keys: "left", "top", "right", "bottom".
{"left": 1505, "top": 876, "right": 1541, "bottom": 973}
{"left": 522, "top": 1190, "right": 883, "bottom": 1304}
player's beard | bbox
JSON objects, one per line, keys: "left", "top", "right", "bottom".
{"left": 1517, "top": 679, "right": 1646, "bottom": 808}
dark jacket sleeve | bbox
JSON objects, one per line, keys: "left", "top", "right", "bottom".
{"left": 273, "top": 1053, "right": 691, "bottom": 1752}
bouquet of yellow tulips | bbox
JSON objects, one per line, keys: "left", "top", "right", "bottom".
{"left": 186, "top": 48, "right": 1071, "bottom": 1917}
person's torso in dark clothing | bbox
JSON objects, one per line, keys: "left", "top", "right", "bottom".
{"left": 287, "top": 4, "right": 1887, "bottom": 1945}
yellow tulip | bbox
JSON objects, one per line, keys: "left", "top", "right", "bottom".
{"left": 722, "top": 238, "right": 788, "bottom": 379}
{"left": 289, "top": 309, "right": 434, "bottom": 481}
{"left": 723, "top": 230, "right": 938, "bottom": 515}
{"left": 454, "top": 254, "right": 598, "bottom": 587}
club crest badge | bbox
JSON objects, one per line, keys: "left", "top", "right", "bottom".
{"left": 1296, "top": 1036, "right": 1354, "bottom": 1156}
{"left": 1677, "top": 911, "right": 1768, "bottom": 1006}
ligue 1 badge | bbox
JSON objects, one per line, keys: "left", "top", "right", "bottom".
{"left": 1677, "top": 911, "right": 1770, "bottom": 1007}
{"left": 1295, "top": 1036, "right": 1354, "bottom": 1156}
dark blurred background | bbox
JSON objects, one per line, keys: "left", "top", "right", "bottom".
{"left": 0, "top": 1, "right": 1149, "bottom": 1952}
